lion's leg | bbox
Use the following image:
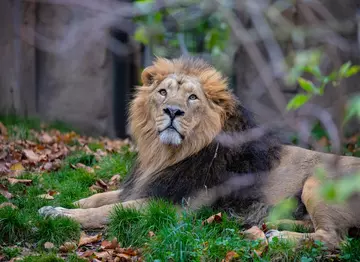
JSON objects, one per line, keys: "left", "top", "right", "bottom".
{"left": 73, "top": 189, "right": 123, "bottom": 209}
{"left": 39, "top": 198, "right": 149, "bottom": 229}
{"left": 267, "top": 177, "right": 356, "bottom": 250}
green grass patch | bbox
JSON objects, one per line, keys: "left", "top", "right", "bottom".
{"left": 0, "top": 114, "right": 76, "bottom": 137}
{"left": 0, "top": 206, "right": 33, "bottom": 244}
{"left": 340, "top": 237, "right": 360, "bottom": 261}
{"left": 1, "top": 246, "right": 21, "bottom": 260}
{"left": 0, "top": 114, "right": 42, "bottom": 131}
{"left": 34, "top": 217, "right": 80, "bottom": 247}
{"left": 64, "top": 152, "right": 97, "bottom": 167}
{"left": 19, "top": 253, "right": 64, "bottom": 262}
{"left": 1, "top": 116, "right": 359, "bottom": 261}
{"left": 107, "top": 199, "right": 178, "bottom": 247}
{"left": 87, "top": 142, "right": 104, "bottom": 151}
{"left": 95, "top": 149, "right": 136, "bottom": 180}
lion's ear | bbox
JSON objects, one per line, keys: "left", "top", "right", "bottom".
{"left": 141, "top": 66, "right": 157, "bottom": 86}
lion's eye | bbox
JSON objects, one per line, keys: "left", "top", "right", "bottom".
{"left": 159, "top": 89, "right": 167, "bottom": 96}
{"left": 188, "top": 94, "right": 198, "bottom": 100}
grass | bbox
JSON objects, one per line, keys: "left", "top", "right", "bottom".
{"left": 0, "top": 115, "right": 359, "bottom": 261}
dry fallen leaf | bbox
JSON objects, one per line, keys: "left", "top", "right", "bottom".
{"left": 0, "top": 151, "right": 7, "bottom": 160}
{"left": 59, "top": 242, "right": 77, "bottom": 253}
{"left": 148, "top": 231, "right": 155, "bottom": 238}
{"left": 0, "top": 162, "right": 10, "bottom": 176}
{"left": 72, "top": 163, "right": 95, "bottom": 174}
{"left": 37, "top": 193, "right": 54, "bottom": 200}
{"left": 44, "top": 242, "right": 55, "bottom": 249}
{"left": 79, "top": 249, "right": 95, "bottom": 258}
{"left": 318, "top": 136, "right": 329, "bottom": 147}
{"left": 100, "top": 237, "right": 119, "bottom": 250}
{"left": 23, "top": 149, "right": 40, "bottom": 162}
{"left": 42, "top": 162, "right": 53, "bottom": 171}
{"left": 96, "top": 179, "right": 108, "bottom": 190}
{"left": 115, "top": 247, "right": 139, "bottom": 257}
{"left": 222, "top": 251, "right": 239, "bottom": 262}
{"left": 202, "top": 212, "right": 223, "bottom": 225}
{"left": 0, "top": 184, "right": 13, "bottom": 199}
{"left": 242, "top": 226, "right": 268, "bottom": 257}
{"left": 243, "top": 226, "right": 266, "bottom": 241}
{"left": 94, "top": 250, "right": 114, "bottom": 260}
{"left": 0, "top": 122, "right": 7, "bottom": 136}
{"left": 10, "top": 162, "right": 25, "bottom": 172}
{"left": 78, "top": 232, "right": 102, "bottom": 247}
{"left": 39, "top": 133, "right": 53, "bottom": 144}
{"left": 7, "top": 178, "right": 32, "bottom": 186}
{"left": 0, "top": 202, "right": 17, "bottom": 209}
{"left": 116, "top": 253, "right": 131, "bottom": 261}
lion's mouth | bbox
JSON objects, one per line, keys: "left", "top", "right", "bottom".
{"left": 159, "top": 125, "right": 185, "bottom": 140}
{"left": 158, "top": 123, "right": 185, "bottom": 146}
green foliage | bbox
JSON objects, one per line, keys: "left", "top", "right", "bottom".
{"left": 34, "top": 217, "right": 80, "bottom": 247}
{"left": 0, "top": 148, "right": 134, "bottom": 249}
{"left": 87, "top": 142, "right": 104, "bottom": 151}
{"left": 132, "top": 0, "right": 230, "bottom": 62}
{"left": 107, "top": 199, "right": 178, "bottom": 247}
{"left": 344, "top": 95, "right": 360, "bottom": 124}
{"left": 315, "top": 168, "right": 360, "bottom": 204}
{"left": 20, "top": 253, "right": 64, "bottom": 262}
{"left": 340, "top": 238, "right": 360, "bottom": 261}
{"left": 286, "top": 94, "right": 311, "bottom": 111}
{"left": 65, "top": 151, "right": 97, "bottom": 167}
{"left": 0, "top": 206, "right": 32, "bottom": 244}
{"left": 267, "top": 198, "right": 297, "bottom": 223}
{"left": 144, "top": 209, "right": 252, "bottom": 262}
{"left": 95, "top": 149, "right": 136, "bottom": 180}
{"left": 263, "top": 237, "right": 329, "bottom": 262}
{"left": 0, "top": 114, "right": 75, "bottom": 134}
{"left": 2, "top": 246, "right": 21, "bottom": 260}
{"left": 286, "top": 59, "right": 360, "bottom": 111}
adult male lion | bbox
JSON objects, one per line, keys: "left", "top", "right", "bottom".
{"left": 39, "top": 56, "right": 360, "bottom": 250}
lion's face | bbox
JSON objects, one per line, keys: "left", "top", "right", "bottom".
{"left": 129, "top": 57, "right": 236, "bottom": 173}
{"left": 150, "top": 74, "right": 215, "bottom": 146}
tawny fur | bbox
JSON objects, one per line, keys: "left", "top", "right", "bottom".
{"left": 39, "top": 56, "right": 360, "bottom": 251}
{"left": 128, "top": 57, "right": 237, "bottom": 191}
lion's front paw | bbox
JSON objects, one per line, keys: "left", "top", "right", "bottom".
{"left": 38, "top": 206, "right": 73, "bottom": 218}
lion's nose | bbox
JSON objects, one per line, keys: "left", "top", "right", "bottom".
{"left": 163, "top": 106, "right": 184, "bottom": 119}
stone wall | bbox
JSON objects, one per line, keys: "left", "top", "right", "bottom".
{"left": 35, "top": 3, "right": 115, "bottom": 137}
{"left": 0, "top": 1, "right": 116, "bottom": 137}
{"left": 0, "top": 0, "right": 36, "bottom": 116}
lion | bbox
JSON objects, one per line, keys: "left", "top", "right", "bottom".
{"left": 39, "top": 56, "right": 360, "bottom": 250}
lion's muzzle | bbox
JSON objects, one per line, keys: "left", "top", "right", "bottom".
{"left": 159, "top": 105, "right": 185, "bottom": 146}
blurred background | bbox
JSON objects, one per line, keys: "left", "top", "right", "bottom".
{"left": 0, "top": 0, "right": 359, "bottom": 147}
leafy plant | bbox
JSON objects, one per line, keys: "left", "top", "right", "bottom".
{"left": 286, "top": 59, "right": 360, "bottom": 111}
{"left": 132, "top": 0, "right": 231, "bottom": 61}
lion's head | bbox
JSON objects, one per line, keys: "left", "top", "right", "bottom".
{"left": 128, "top": 56, "right": 237, "bottom": 176}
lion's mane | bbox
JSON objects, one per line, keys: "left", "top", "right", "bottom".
{"left": 120, "top": 56, "right": 282, "bottom": 223}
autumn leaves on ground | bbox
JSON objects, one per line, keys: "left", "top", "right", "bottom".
{"left": 0, "top": 115, "right": 359, "bottom": 262}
